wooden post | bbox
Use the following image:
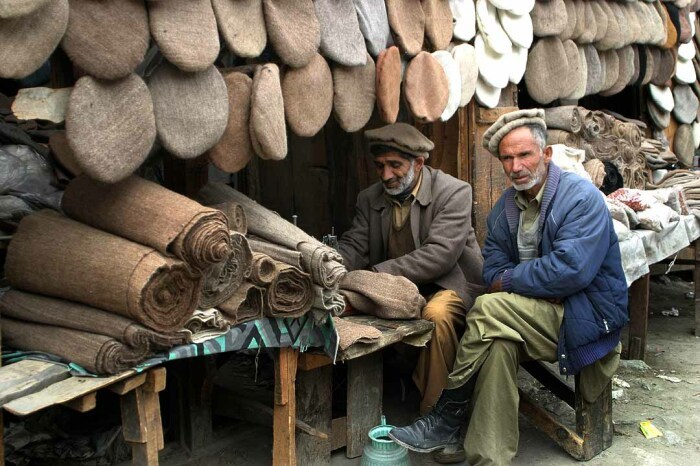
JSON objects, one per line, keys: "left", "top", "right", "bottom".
{"left": 120, "top": 368, "right": 166, "bottom": 466}
{"left": 295, "top": 365, "right": 332, "bottom": 465}
{"left": 575, "top": 378, "right": 613, "bottom": 461}
{"left": 176, "top": 357, "right": 215, "bottom": 454}
{"left": 346, "top": 352, "right": 382, "bottom": 458}
{"left": 273, "top": 347, "right": 299, "bottom": 466}
{"left": 694, "top": 240, "right": 700, "bottom": 336}
{"left": 627, "top": 273, "right": 650, "bottom": 360}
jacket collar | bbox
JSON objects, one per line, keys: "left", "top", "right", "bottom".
{"left": 504, "top": 162, "right": 562, "bottom": 234}
{"left": 370, "top": 165, "right": 433, "bottom": 211}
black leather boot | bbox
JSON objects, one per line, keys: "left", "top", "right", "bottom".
{"left": 388, "top": 393, "right": 469, "bottom": 453}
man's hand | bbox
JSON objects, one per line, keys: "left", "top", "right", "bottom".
{"left": 487, "top": 279, "right": 502, "bottom": 293}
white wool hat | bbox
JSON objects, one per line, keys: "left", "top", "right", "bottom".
{"left": 497, "top": 0, "right": 535, "bottom": 16}
{"left": 432, "top": 51, "right": 462, "bottom": 121}
{"left": 451, "top": 43, "right": 478, "bottom": 107}
{"left": 475, "top": 33, "right": 510, "bottom": 89}
{"left": 498, "top": 8, "right": 533, "bottom": 49}
{"left": 693, "top": 119, "right": 700, "bottom": 149}
{"left": 675, "top": 57, "right": 697, "bottom": 84}
{"left": 449, "top": 0, "right": 476, "bottom": 41}
{"left": 648, "top": 84, "right": 674, "bottom": 112}
{"left": 475, "top": 0, "right": 512, "bottom": 55}
{"left": 509, "top": 45, "right": 528, "bottom": 84}
{"left": 678, "top": 41, "right": 695, "bottom": 60}
{"left": 475, "top": 76, "right": 501, "bottom": 108}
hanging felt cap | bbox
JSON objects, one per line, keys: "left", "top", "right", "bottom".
{"left": 672, "top": 84, "right": 699, "bottom": 124}
{"left": 530, "top": 0, "right": 567, "bottom": 37}
{"left": 212, "top": 0, "right": 267, "bottom": 58}
{"left": 474, "top": 76, "right": 501, "bottom": 108}
{"left": 675, "top": 124, "right": 695, "bottom": 167}
{"left": 263, "top": 0, "right": 320, "bottom": 68}
{"left": 365, "top": 123, "right": 434, "bottom": 159}
{"left": 315, "top": 0, "right": 367, "bottom": 66}
{"left": 0, "top": 0, "right": 50, "bottom": 18}
{"left": 282, "top": 53, "right": 333, "bottom": 137}
{"left": 450, "top": 0, "right": 476, "bottom": 42}
{"left": 386, "top": 0, "right": 425, "bottom": 56}
{"left": 432, "top": 51, "right": 461, "bottom": 122}
{"left": 423, "top": 0, "right": 453, "bottom": 51}
{"left": 524, "top": 37, "right": 568, "bottom": 104}
{"left": 451, "top": 43, "right": 478, "bottom": 107}
{"left": 250, "top": 63, "right": 288, "bottom": 160}
{"left": 353, "top": 0, "right": 393, "bottom": 56}
{"left": 375, "top": 46, "right": 402, "bottom": 124}
{"left": 482, "top": 108, "right": 546, "bottom": 156}
{"left": 403, "top": 51, "right": 449, "bottom": 123}
{"left": 333, "top": 52, "right": 376, "bottom": 133}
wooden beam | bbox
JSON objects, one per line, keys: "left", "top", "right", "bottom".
{"left": 627, "top": 273, "right": 650, "bottom": 360}
{"left": 331, "top": 417, "right": 348, "bottom": 451}
{"left": 0, "top": 359, "right": 70, "bottom": 406}
{"left": 521, "top": 361, "right": 575, "bottom": 408}
{"left": 109, "top": 373, "right": 147, "bottom": 396}
{"left": 297, "top": 353, "right": 332, "bottom": 372}
{"left": 61, "top": 392, "right": 96, "bottom": 413}
{"left": 120, "top": 369, "right": 165, "bottom": 465}
{"left": 519, "top": 390, "right": 584, "bottom": 459}
{"left": 273, "top": 347, "right": 299, "bottom": 466}
{"left": 346, "top": 352, "right": 382, "bottom": 458}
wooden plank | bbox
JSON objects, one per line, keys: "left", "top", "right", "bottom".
{"left": 331, "top": 416, "right": 348, "bottom": 451}
{"left": 575, "top": 378, "right": 613, "bottom": 461}
{"left": 0, "top": 359, "right": 71, "bottom": 406}
{"left": 521, "top": 361, "right": 575, "bottom": 408}
{"left": 273, "top": 347, "right": 298, "bottom": 466}
{"left": 145, "top": 367, "right": 167, "bottom": 393}
{"left": 346, "top": 352, "right": 382, "bottom": 458}
{"left": 519, "top": 390, "right": 584, "bottom": 459}
{"left": 298, "top": 352, "right": 332, "bottom": 372}
{"left": 627, "top": 273, "right": 650, "bottom": 360}
{"left": 109, "top": 373, "right": 147, "bottom": 395}
{"left": 61, "top": 392, "right": 96, "bottom": 412}
{"left": 694, "top": 240, "right": 700, "bottom": 336}
{"left": 3, "top": 370, "right": 135, "bottom": 416}
{"left": 296, "top": 365, "right": 332, "bottom": 465}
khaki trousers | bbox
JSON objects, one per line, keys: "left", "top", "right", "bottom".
{"left": 413, "top": 289, "right": 467, "bottom": 415}
{"left": 447, "top": 292, "right": 564, "bottom": 466}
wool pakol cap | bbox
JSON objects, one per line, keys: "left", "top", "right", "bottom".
{"left": 482, "top": 108, "right": 546, "bottom": 155}
{"left": 386, "top": 0, "right": 425, "bottom": 57}
{"left": 263, "top": 0, "right": 320, "bottom": 68}
{"left": 675, "top": 123, "right": 695, "bottom": 167}
{"left": 212, "top": 0, "right": 267, "bottom": 58}
{"left": 375, "top": 45, "right": 402, "bottom": 124}
{"left": 365, "top": 123, "right": 434, "bottom": 159}
{"left": 475, "top": 0, "right": 512, "bottom": 54}
{"left": 474, "top": 76, "right": 501, "bottom": 108}
{"left": 451, "top": 43, "right": 478, "bottom": 106}
{"left": 315, "top": 0, "right": 367, "bottom": 66}
{"left": 0, "top": 0, "right": 50, "bottom": 18}
{"left": 672, "top": 84, "right": 699, "bottom": 124}
{"left": 432, "top": 51, "right": 461, "bottom": 122}
{"left": 332, "top": 52, "right": 376, "bottom": 132}
{"left": 423, "top": 0, "right": 454, "bottom": 51}
{"left": 403, "top": 51, "right": 449, "bottom": 123}
{"left": 449, "top": 0, "right": 476, "bottom": 41}
{"left": 353, "top": 0, "right": 393, "bottom": 56}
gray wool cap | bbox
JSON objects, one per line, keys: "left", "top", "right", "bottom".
{"left": 482, "top": 108, "right": 546, "bottom": 155}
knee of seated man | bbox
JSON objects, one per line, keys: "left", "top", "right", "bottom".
{"left": 422, "top": 292, "right": 460, "bottom": 330}
{"left": 472, "top": 292, "right": 512, "bottom": 319}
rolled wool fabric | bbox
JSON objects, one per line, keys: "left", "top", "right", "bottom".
{"left": 66, "top": 74, "right": 156, "bottom": 184}
{"left": 212, "top": 0, "right": 267, "bottom": 58}
{"left": 282, "top": 53, "right": 334, "bottom": 137}
{"left": 209, "top": 202, "right": 248, "bottom": 235}
{"left": 149, "top": 61, "right": 229, "bottom": 159}
{"left": 339, "top": 270, "right": 426, "bottom": 320}
{"left": 5, "top": 210, "right": 201, "bottom": 332}
{"left": 263, "top": 261, "right": 314, "bottom": 319}
{"left": 386, "top": 0, "right": 425, "bottom": 56}
{"left": 207, "top": 72, "right": 254, "bottom": 174}
{"left": 250, "top": 63, "right": 287, "bottom": 160}
{"left": 198, "top": 232, "right": 253, "bottom": 309}
{"left": 375, "top": 46, "right": 402, "bottom": 124}
{"left": 263, "top": 0, "right": 320, "bottom": 68}
{"left": 216, "top": 281, "right": 265, "bottom": 324}
{"left": 0, "top": 0, "right": 69, "bottom": 79}
{"left": 147, "top": 0, "right": 220, "bottom": 72}
{"left": 62, "top": 175, "right": 232, "bottom": 271}
{"left": 332, "top": 53, "right": 376, "bottom": 133}
{"left": 61, "top": 0, "right": 149, "bottom": 80}
{"left": 250, "top": 252, "right": 279, "bottom": 286}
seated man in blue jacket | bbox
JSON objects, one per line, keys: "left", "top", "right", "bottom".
{"left": 389, "top": 109, "right": 629, "bottom": 465}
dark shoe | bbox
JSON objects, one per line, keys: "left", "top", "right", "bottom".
{"left": 388, "top": 396, "right": 469, "bottom": 453}
{"left": 432, "top": 442, "right": 466, "bottom": 464}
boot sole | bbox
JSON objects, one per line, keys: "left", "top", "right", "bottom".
{"left": 387, "top": 432, "right": 449, "bottom": 453}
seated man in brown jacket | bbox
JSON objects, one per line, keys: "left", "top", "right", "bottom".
{"left": 338, "top": 123, "right": 484, "bottom": 415}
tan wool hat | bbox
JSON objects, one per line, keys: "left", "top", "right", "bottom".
{"left": 524, "top": 37, "right": 568, "bottom": 105}
{"left": 647, "top": 98, "right": 671, "bottom": 129}
{"left": 451, "top": 43, "right": 478, "bottom": 107}
{"left": 531, "top": 0, "right": 567, "bottom": 38}
{"left": 403, "top": 51, "right": 449, "bottom": 123}
{"left": 577, "top": 1, "right": 598, "bottom": 44}
{"left": 599, "top": 50, "right": 620, "bottom": 94}
{"left": 557, "top": 0, "right": 577, "bottom": 42}
{"left": 482, "top": 108, "right": 546, "bottom": 156}
{"left": 375, "top": 46, "right": 402, "bottom": 124}
{"left": 315, "top": 0, "right": 368, "bottom": 66}
{"left": 212, "top": 0, "right": 267, "bottom": 58}
{"left": 0, "top": 0, "right": 68, "bottom": 79}
{"left": 559, "top": 39, "right": 582, "bottom": 99}
{"left": 432, "top": 51, "right": 461, "bottom": 122}
{"left": 583, "top": 44, "right": 603, "bottom": 95}
{"left": 675, "top": 123, "right": 695, "bottom": 167}
{"left": 66, "top": 74, "right": 156, "bottom": 183}
{"left": 148, "top": 0, "right": 220, "bottom": 72}
{"left": 250, "top": 63, "right": 288, "bottom": 160}
{"left": 0, "top": 0, "right": 50, "bottom": 18}
{"left": 600, "top": 46, "right": 636, "bottom": 96}
{"left": 207, "top": 72, "right": 254, "bottom": 174}
{"left": 282, "top": 53, "right": 333, "bottom": 137}
{"left": 263, "top": 0, "right": 320, "bottom": 68}
{"left": 61, "top": 0, "right": 149, "bottom": 81}
{"left": 332, "top": 53, "right": 376, "bottom": 133}
{"left": 353, "top": 0, "right": 394, "bottom": 57}
{"left": 423, "top": 0, "right": 454, "bottom": 51}
{"left": 563, "top": 44, "right": 587, "bottom": 101}
{"left": 590, "top": 0, "right": 609, "bottom": 43}
{"left": 148, "top": 61, "right": 229, "bottom": 159}
{"left": 365, "top": 122, "right": 434, "bottom": 159}
{"left": 386, "top": 0, "right": 425, "bottom": 56}
{"left": 49, "top": 131, "right": 83, "bottom": 177}
{"left": 673, "top": 84, "right": 700, "bottom": 124}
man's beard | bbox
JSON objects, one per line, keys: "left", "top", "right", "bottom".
{"left": 383, "top": 160, "right": 416, "bottom": 196}
{"left": 511, "top": 160, "right": 546, "bottom": 192}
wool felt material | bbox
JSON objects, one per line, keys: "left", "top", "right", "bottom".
{"left": 497, "top": 0, "right": 534, "bottom": 16}
{"left": 649, "top": 83, "right": 675, "bottom": 112}
{"left": 263, "top": 261, "right": 314, "bottom": 319}
{"left": 474, "top": 76, "right": 501, "bottom": 108}
{"left": 675, "top": 123, "right": 695, "bottom": 167}
{"left": 249, "top": 252, "right": 279, "bottom": 286}
{"left": 431, "top": 51, "right": 460, "bottom": 122}
{"left": 49, "top": 131, "right": 82, "bottom": 177}
{"left": 570, "top": 0, "right": 585, "bottom": 42}
{"left": 577, "top": 0, "right": 598, "bottom": 44}
{"left": 66, "top": 74, "right": 156, "bottom": 184}
{"left": 557, "top": 0, "right": 577, "bottom": 42}
{"left": 216, "top": 281, "right": 265, "bottom": 325}
{"left": 182, "top": 309, "right": 230, "bottom": 343}
{"left": 639, "top": 46, "right": 655, "bottom": 86}
{"left": 353, "top": 0, "right": 393, "bottom": 56}
{"left": 564, "top": 44, "right": 588, "bottom": 101}
{"left": 629, "top": 45, "right": 642, "bottom": 86}
{"left": 678, "top": 41, "right": 696, "bottom": 60}
{"left": 365, "top": 122, "right": 434, "bottom": 158}
{"left": 647, "top": 98, "right": 671, "bottom": 129}
{"left": 148, "top": 0, "right": 219, "bottom": 72}
{"left": 482, "top": 108, "right": 546, "bottom": 156}
{"left": 499, "top": 7, "right": 533, "bottom": 49}
{"left": 403, "top": 51, "right": 449, "bottom": 123}
{"left": 210, "top": 202, "right": 248, "bottom": 235}
{"left": 449, "top": 0, "right": 476, "bottom": 41}
{"left": 531, "top": 0, "right": 567, "bottom": 37}
{"left": 250, "top": 63, "right": 287, "bottom": 160}
{"left": 248, "top": 238, "right": 303, "bottom": 269}
{"left": 208, "top": 72, "right": 254, "bottom": 174}
{"left": 0, "top": 0, "right": 68, "bottom": 79}
{"left": 61, "top": 0, "right": 148, "bottom": 80}
{"left": 560, "top": 39, "right": 582, "bottom": 99}
{"left": 583, "top": 44, "right": 604, "bottom": 95}
{"left": 0, "top": 0, "right": 50, "bottom": 18}
{"left": 475, "top": 33, "right": 509, "bottom": 89}
{"left": 386, "top": 0, "right": 425, "bottom": 56}
{"left": 5, "top": 210, "right": 201, "bottom": 332}
{"left": 651, "top": 47, "right": 676, "bottom": 85}
{"left": 591, "top": 1, "right": 609, "bottom": 43}
{"left": 475, "top": 0, "right": 511, "bottom": 54}
{"left": 199, "top": 232, "right": 253, "bottom": 309}
{"left": 600, "top": 46, "right": 636, "bottom": 97}
{"left": 673, "top": 84, "right": 700, "bottom": 124}
{"left": 149, "top": 62, "right": 228, "bottom": 159}
{"left": 339, "top": 270, "right": 426, "bottom": 320}
{"left": 333, "top": 316, "right": 383, "bottom": 351}
{"left": 298, "top": 240, "right": 346, "bottom": 290}
{"left": 332, "top": 53, "right": 376, "bottom": 132}
{"left": 608, "top": 2, "right": 629, "bottom": 49}
{"left": 524, "top": 37, "right": 568, "bottom": 104}
{"left": 315, "top": 0, "right": 367, "bottom": 66}
{"left": 509, "top": 45, "right": 527, "bottom": 85}
{"left": 676, "top": 56, "right": 697, "bottom": 83}
{"left": 657, "top": 0, "right": 679, "bottom": 48}
{"left": 375, "top": 46, "right": 402, "bottom": 124}
{"left": 263, "top": 0, "right": 320, "bottom": 68}
{"left": 595, "top": 0, "right": 621, "bottom": 51}
{"left": 423, "top": 0, "right": 454, "bottom": 51}
{"left": 62, "top": 175, "right": 232, "bottom": 272}
{"left": 451, "top": 43, "right": 478, "bottom": 106}
{"left": 282, "top": 53, "right": 333, "bottom": 137}
{"left": 212, "top": 0, "right": 267, "bottom": 58}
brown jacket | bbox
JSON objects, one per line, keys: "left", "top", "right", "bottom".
{"left": 338, "top": 166, "right": 485, "bottom": 309}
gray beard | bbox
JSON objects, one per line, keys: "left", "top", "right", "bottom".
{"left": 512, "top": 162, "right": 546, "bottom": 192}
{"left": 383, "top": 161, "right": 416, "bottom": 196}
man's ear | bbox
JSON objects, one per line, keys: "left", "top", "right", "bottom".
{"left": 415, "top": 156, "right": 425, "bottom": 170}
{"left": 543, "top": 145, "right": 553, "bottom": 162}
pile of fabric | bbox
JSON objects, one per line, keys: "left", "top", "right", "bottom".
{"left": 606, "top": 186, "right": 688, "bottom": 239}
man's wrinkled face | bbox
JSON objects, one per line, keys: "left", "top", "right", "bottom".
{"left": 374, "top": 151, "right": 424, "bottom": 196}
{"left": 497, "top": 126, "right": 551, "bottom": 197}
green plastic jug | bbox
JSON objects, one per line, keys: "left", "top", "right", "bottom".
{"left": 360, "top": 415, "right": 411, "bottom": 466}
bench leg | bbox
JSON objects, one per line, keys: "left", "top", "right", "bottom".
{"left": 120, "top": 368, "right": 166, "bottom": 466}
{"left": 576, "top": 379, "right": 613, "bottom": 460}
{"left": 346, "top": 352, "right": 382, "bottom": 458}
{"left": 274, "top": 347, "right": 299, "bottom": 466}
{"left": 694, "top": 240, "right": 700, "bottom": 337}
{"left": 296, "top": 365, "right": 332, "bottom": 465}
{"left": 627, "top": 273, "right": 649, "bottom": 360}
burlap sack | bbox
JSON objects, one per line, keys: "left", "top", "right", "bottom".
{"left": 66, "top": 74, "right": 155, "bottom": 184}
{"left": 263, "top": 0, "right": 320, "bottom": 68}
{"left": 499, "top": 7, "right": 533, "bottom": 49}
{"left": 524, "top": 37, "right": 567, "bottom": 105}
{"left": 531, "top": 0, "right": 567, "bottom": 37}
{"left": 250, "top": 63, "right": 287, "bottom": 160}
{"left": 212, "top": 0, "right": 266, "bottom": 58}
{"left": 451, "top": 43, "right": 478, "bottom": 107}
{"left": 208, "top": 72, "right": 254, "bottom": 174}
{"left": 675, "top": 124, "right": 695, "bottom": 167}
{"left": 0, "top": 0, "right": 50, "bottom": 18}
{"left": 148, "top": 0, "right": 219, "bottom": 72}
{"left": 62, "top": 175, "right": 232, "bottom": 272}
{"left": 315, "top": 0, "right": 367, "bottom": 66}
{"left": 386, "top": 0, "right": 425, "bottom": 56}
{"left": 423, "top": 0, "right": 453, "bottom": 51}
{"left": 339, "top": 270, "right": 425, "bottom": 320}
{"left": 0, "top": 0, "right": 68, "bottom": 79}
{"left": 149, "top": 61, "right": 229, "bottom": 159}
{"left": 673, "top": 84, "right": 700, "bottom": 124}
{"left": 332, "top": 53, "right": 376, "bottom": 132}
{"left": 49, "top": 131, "right": 82, "bottom": 177}
{"left": 353, "top": 0, "right": 394, "bottom": 56}
{"left": 432, "top": 51, "right": 461, "bottom": 122}
{"left": 61, "top": 0, "right": 149, "bottom": 80}
{"left": 376, "top": 46, "right": 402, "bottom": 124}
{"left": 282, "top": 53, "right": 333, "bottom": 137}
{"left": 5, "top": 210, "right": 201, "bottom": 332}
{"left": 403, "top": 51, "right": 449, "bottom": 123}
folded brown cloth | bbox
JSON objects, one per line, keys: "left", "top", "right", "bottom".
{"left": 62, "top": 175, "right": 231, "bottom": 272}
{"left": 199, "top": 232, "right": 253, "bottom": 309}
{"left": 250, "top": 252, "right": 279, "bottom": 286}
{"left": 1, "top": 317, "right": 145, "bottom": 375}
{"left": 0, "top": 290, "right": 187, "bottom": 351}
{"left": 339, "top": 270, "right": 426, "bottom": 320}
{"left": 210, "top": 202, "right": 248, "bottom": 235}
{"left": 217, "top": 281, "right": 265, "bottom": 324}
{"left": 332, "top": 316, "right": 382, "bottom": 351}
{"left": 6, "top": 210, "right": 201, "bottom": 332}
{"left": 248, "top": 237, "right": 303, "bottom": 268}
{"left": 263, "top": 261, "right": 314, "bottom": 318}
